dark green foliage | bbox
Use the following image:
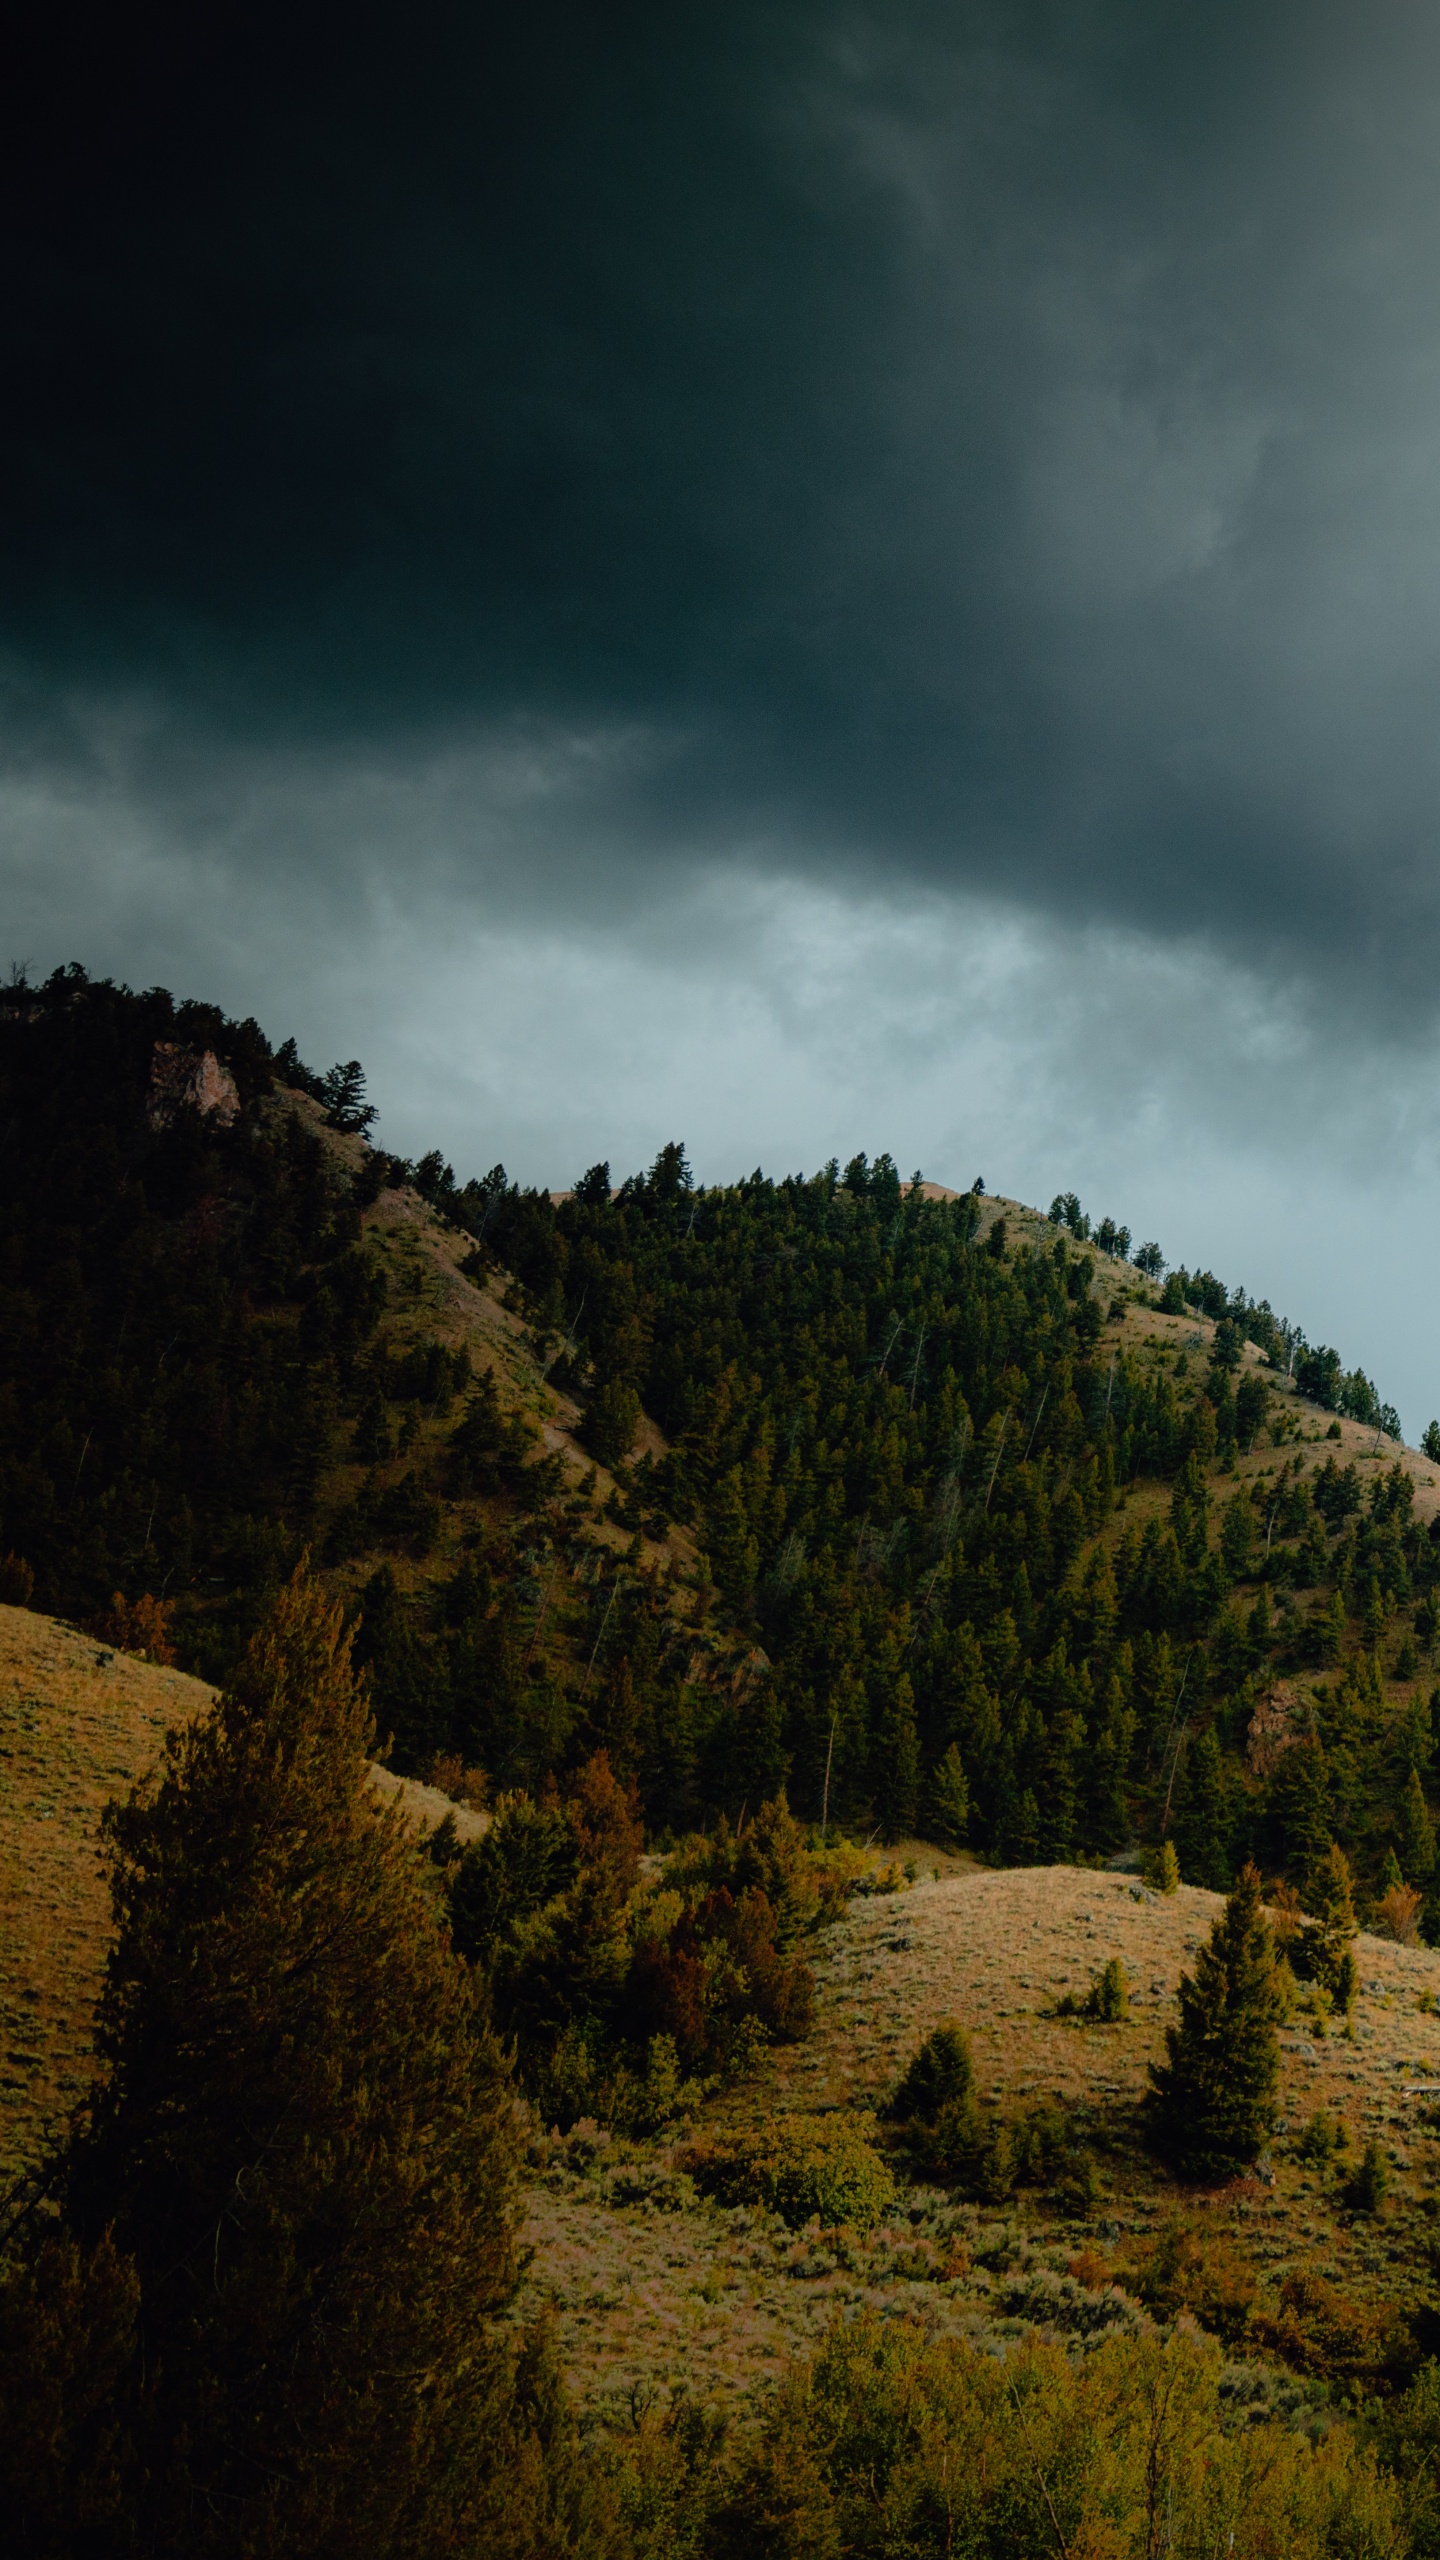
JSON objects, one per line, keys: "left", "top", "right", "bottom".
{"left": 1344, "top": 2140, "right": 1391, "bottom": 2215}
{"left": 0, "top": 1572, "right": 595, "bottom": 2558}
{"left": 924, "top": 1740, "right": 969, "bottom": 1845}
{"left": 1400, "top": 1766, "right": 1437, "bottom": 1884}
{"left": 583, "top": 1379, "right": 641, "bottom": 1467}
{"left": 1296, "top": 2108, "right": 1349, "bottom": 2169}
{"left": 1, "top": 970, "right": 1429, "bottom": 1890}
{"left": 884, "top": 2018, "right": 974, "bottom": 2124}
{"left": 1171, "top": 1725, "right": 1229, "bottom": 1890}
{"left": 1147, "top": 1862, "right": 1282, "bottom": 2178}
{"left": 320, "top": 1057, "right": 377, "bottom": 1133}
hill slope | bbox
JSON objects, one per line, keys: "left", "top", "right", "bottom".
{"left": 518, "top": 1863, "right": 1440, "bottom": 2423}
{"left": 4, "top": 963, "right": 1440, "bottom": 1919}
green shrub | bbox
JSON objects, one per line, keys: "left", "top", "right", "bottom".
{"left": 884, "top": 2019, "right": 973, "bottom": 2123}
{"left": 1141, "top": 1839, "right": 1180, "bottom": 1893}
{"left": 1089, "top": 1956, "right": 1129, "bottom": 2021}
{"left": 1058, "top": 1958, "right": 1129, "bottom": 2022}
{"left": 695, "top": 2315, "right": 1403, "bottom": 2557}
{"left": 1344, "top": 2140, "right": 1391, "bottom": 2216}
{"left": 677, "top": 2114, "right": 895, "bottom": 2231}
{"left": 1296, "top": 2108, "right": 1348, "bottom": 2169}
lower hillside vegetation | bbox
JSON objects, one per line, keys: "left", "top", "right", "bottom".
{"left": 16, "top": 1585, "right": 1440, "bottom": 2549}
{"left": 0, "top": 1572, "right": 604, "bottom": 2559}
{"left": 445, "top": 1783, "right": 877, "bottom": 2128}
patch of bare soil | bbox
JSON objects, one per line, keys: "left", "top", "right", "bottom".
{"left": 287, "top": 1089, "right": 697, "bottom": 1588}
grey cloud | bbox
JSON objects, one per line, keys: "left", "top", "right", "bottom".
{"left": 8, "top": 1, "right": 1440, "bottom": 1015}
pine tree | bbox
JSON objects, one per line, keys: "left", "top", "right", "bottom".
{"left": 1172, "top": 1725, "right": 1229, "bottom": 1891}
{"left": 0, "top": 1571, "right": 582, "bottom": 2558}
{"left": 1400, "top": 1766, "right": 1437, "bottom": 1884}
{"left": 1035, "top": 1708, "right": 1081, "bottom": 1862}
{"left": 1301, "top": 1841, "right": 1360, "bottom": 2017}
{"left": 319, "top": 1056, "right": 378, "bottom": 1133}
{"left": 925, "top": 1741, "right": 970, "bottom": 1847}
{"left": 1268, "top": 1730, "right": 1332, "bottom": 1892}
{"left": 1146, "top": 1862, "right": 1282, "bottom": 2179}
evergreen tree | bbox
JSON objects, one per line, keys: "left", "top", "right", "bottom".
{"left": 871, "top": 1675, "right": 920, "bottom": 1842}
{"left": 1301, "top": 1842, "right": 1360, "bottom": 2016}
{"left": 1267, "top": 1731, "right": 1332, "bottom": 1892}
{"left": 1035, "top": 1708, "right": 1081, "bottom": 1862}
{"left": 1171, "top": 1725, "right": 1229, "bottom": 1891}
{"left": 1146, "top": 1862, "right": 1282, "bottom": 2178}
{"left": 319, "top": 1057, "right": 378, "bottom": 1133}
{"left": 0, "top": 1571, "right": 581, "bottom": 2559}
{"left": 925, "top": 1741, "right": 970, "bottom": 1847}
{"left": 1400, "top": 1765, "right": 1437, "bottom": 1884}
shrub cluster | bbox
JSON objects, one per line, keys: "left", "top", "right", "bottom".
{"left": 446, "top": 1782, "right": 854, "bottom": 2123}
{"left": 676, "top": 2114, "right": 895, "bottom": 2231}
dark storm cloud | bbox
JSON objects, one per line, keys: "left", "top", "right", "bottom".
{"left": 8, "top": 1, "right": 1440, "bottom": 1007}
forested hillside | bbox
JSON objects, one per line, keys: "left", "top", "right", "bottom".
{"left": 3, "top": 963, "right": 1438, "bottom": 1917}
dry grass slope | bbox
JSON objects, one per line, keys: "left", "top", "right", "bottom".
{"left": 518, "top": 1863, "right": 1440, "bottom": 2424}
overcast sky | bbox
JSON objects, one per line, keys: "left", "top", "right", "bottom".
{"left": 6, "top": 2, "right": 1440, "bottom": 1427}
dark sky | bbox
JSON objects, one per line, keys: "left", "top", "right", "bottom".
{"left": 7, "top": 2, "right": 1440, "bottom": 1422}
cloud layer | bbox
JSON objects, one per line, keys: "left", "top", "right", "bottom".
{"left": 6, "top": 3, "right": 1440, "bottom": 1417}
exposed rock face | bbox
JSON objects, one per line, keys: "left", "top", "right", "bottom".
{"left": 1247, "top": 1680, "right": 1302, "bottom": 1779}
{"left": 146, "top": 1042, "right": 241, "bottom": 1130}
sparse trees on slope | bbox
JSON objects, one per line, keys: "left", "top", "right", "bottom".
{"left": 1146, "top": 1861, "right": 1281, "bottom": 2179}
{"left": 0, "top": 1570, "right": 594, "bottom": 2560}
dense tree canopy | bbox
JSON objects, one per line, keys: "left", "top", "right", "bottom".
{"left": 2, "top": 967, "right": 1437, "bottom": 1913}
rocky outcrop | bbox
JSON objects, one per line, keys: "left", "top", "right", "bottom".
{"left": 1247, "top": 1679, "right": 1302, "bottom": 1779}
{"left": 146, "top": 1042, "right": 241, "bottom": 1130}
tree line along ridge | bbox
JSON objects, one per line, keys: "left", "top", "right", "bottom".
{"left": 0, "top": 962, "right": 1437, "bottom": 1922}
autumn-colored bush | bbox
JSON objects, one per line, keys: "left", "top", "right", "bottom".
{"left": 424, "top": 1750, "right": 489, "bottom": 1808}
{"left": 1373, "top": 1882, "right": 1425, "bottom": 1944}
{"left": 665, "top": 1792, "right": 875, "bottom": 1948}
{"left": 1121, "top": 2214, "right": 1256, "bottom": 2346}
{"left": 622, "top": 1882, "right": 813, "bottom": 2072}
{"left": 1252, "top": 2270, "right": 1401, "bottom": 2385}
{"left": 88, "top": 1590, "right": 176, "bottom": 1665}
{"left": 449, "top": 1776, "right": 817, "bottom": 2119}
